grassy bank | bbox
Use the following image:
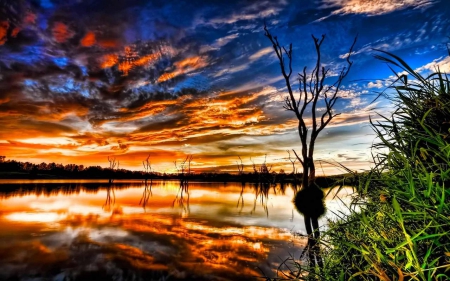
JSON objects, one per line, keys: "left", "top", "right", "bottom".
{"left": 272, "top": 51, "right": 450, "bottom": 280}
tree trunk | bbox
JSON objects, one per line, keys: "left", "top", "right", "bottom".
{"left": 304, "top": 215, "right": 315, "bottom": 268}
{"left": 311, "top": 216, "right": 323, "bottom": 268}
{"left": 301, "top": 157, "right": 323, "bottom": 269}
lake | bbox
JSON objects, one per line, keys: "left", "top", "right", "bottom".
{"left": 0, "top": 179, "right": 354, "bottom": 281}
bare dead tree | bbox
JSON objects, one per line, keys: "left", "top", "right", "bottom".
{"left": 264, "top": 24, "right": 356, "bottom": 269}
{"left": 236, "top": 156, "right": 244, "bottom": 175}
{"left": 287, "top": 150, "right": 298, "bottom": 175}
{"left": 107, "top": 156, "right": 119, "bottom": 184}
{"left": 140, "top": 154, "right": 153, "bottom": 210}
{"left": 259, "top": 154, "right": 273, "bottom": 184}
{"left": 250, "top": 155, "right": 274, "bottom": 184}
{"left": 186, "top": 155, "right": 193, "bottom": 175}
{"left": 143, "top": 154, "right": 152, "bottom": 184}
{"left": 249, "top": 157, "right": 258, "bottom": 174}
{"left": 260, "top": 154, "right": 272, "bottom": 174}
{"left": 173, "top": 155, "right": 193, "bottom": 214}
{"left": 174, "top": 155, "right": 193, "bottom": 178}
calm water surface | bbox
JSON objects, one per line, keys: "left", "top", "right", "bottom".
{"left": 0, "top": 180, "right": 353, "bottom": 281}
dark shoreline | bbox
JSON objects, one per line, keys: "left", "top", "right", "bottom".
{"left": 0, "top": 172, "right": 357, "bottom": 189}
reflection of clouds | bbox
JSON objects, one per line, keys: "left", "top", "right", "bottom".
{"left": 0, "top": 181, "right": 363, "bottom": 279}
{"left": 5, "top": 211, "right": 64, "bottom": 222}
{"left": 0, "top": 182, "right": 312, "bottom": 280}
{"left": 0, "top": 212, "right": 295, "bottom": 280}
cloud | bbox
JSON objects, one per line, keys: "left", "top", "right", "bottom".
{"left": 195, "top": 0, "right": 286, "bottom": 27}
{"left": 157, "top": 56, "right": 209, "bottom": 83}
{"left": 367, "top": 80, "right": 384, "bottom": 89}
{"left": 319, "top": 0, "right": 436, "bottom": 17}
{"left": 213, "top": 33, "right": 240, "bottom": 48}
{"left": 52, "top": 22, "right": 74, "bottom": 43}
{"left": 415, "top": 56, "right": 450, "bottom": 74}
{"left": 0, "top": 21, "right": 9, "bottom": 45}
{"left": 1, "top": 0, "right": 443, "bottom": 172}
{"left": 213, "top": 64, "right": 249, "bottom": 78}
{"left": 248, "top": 47, "right": 275, "bottom": 62}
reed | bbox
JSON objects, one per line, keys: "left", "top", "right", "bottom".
{"left": 266, "top": 50, "right": 450, "bottom": 281}
{"left": 319, "top": 50, "right": 450, "bottom": 281}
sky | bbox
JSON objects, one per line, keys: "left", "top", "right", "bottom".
{"left": 0, "top": 0, "right": 449, "bottom": 174}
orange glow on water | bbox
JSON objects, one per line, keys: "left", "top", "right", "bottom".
{"left": 0, "top": 180, "right": 354, "bottom": 279}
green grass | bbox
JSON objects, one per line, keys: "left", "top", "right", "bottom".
{"left": 267, "top": 50, "right": 450, "bottom": 281}
{"left": 321, "top": 50, "right": 450, "bottom": 281}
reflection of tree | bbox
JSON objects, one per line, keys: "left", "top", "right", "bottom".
{"left": 103, "top": 185, "right": 116, "bottom": 212}
{"left": 139, "top": 179, "right": 153, "bottom": 211}
{"left": 236, "top": 182, "right": 245, "bottom": 213}
{"left": 251, "top": 183, "right": 269, "bottom": 217}
{"left": 140, "top": 154, "right": 153, "bottom": 211}
{"left": 173, "top": 179, "right": 190, "bottom": 215}
{"left": 236, "top": 156, "right": 245, "bottom": 213}
{"left": 172, "top": 155, "right": 193, "bottom": 215}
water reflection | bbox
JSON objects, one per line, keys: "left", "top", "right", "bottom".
{"left": 173, "top": 179, "right": 190, "bottom": 216}
{"left": 103, "top": 185, "right": 116, "bottom": 212}
{"left": 0, "top": 180, "right": 354, "bottom": 280}
{"left": 236, "top": 182, "right": 245, "bottom": 214}
{"left": 139, "top": 180, "right": 153, "bottom": 211}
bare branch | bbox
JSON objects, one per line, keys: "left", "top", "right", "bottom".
{"left": 292, "top": 149, "right": 304, "bottom": 167}
{"left": 266, "top": 23, "right": 356, "bottom": 190}
{"left": 236, "top": 156, "right": 244, "bottom": 174}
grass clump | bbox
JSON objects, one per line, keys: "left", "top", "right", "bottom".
{"left": 318, "top": 51, "right": 450, "bottom": 281}
{"left": 268, "top": 50, "right": 450, "bottom": 281}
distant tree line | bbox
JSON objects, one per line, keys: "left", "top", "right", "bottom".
{"left": 0, "top": 156, "right": 344, "bottom": 184}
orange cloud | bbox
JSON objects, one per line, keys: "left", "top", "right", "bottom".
{"left": 98, "top": 39, "right": 120, "bottom": 48}
{"left": 101, "top": 54, "right": 119, "bottom": 68}
{"left": 134, "top": 53, "right": 160, "bottom": 66}
{"left": 157, "top": 72, "right": 177, "bottom": 83}
{"left": 174, "top": 56, "right": 204, "bottom": 69}
{"left": 322, "top": 0, "right": 433, "bottom": 16}
{"left": 80, "top": 31, "right": 96, "bottom": 47}
{"left": 23, "top": 12, "right": 37, "bottom": 25}
{"left": 11, "top": 27, "right": 20, "bottom": 38}
{"left": 0, "top": 97, "right": 10, "bottom": 105}
{"left": 118, "top": 61, "right": 133, "bottom": 76}
{"left": 117, "top": 47, "right": 161, "bottom": 76}
{"left": 0, "top": 21, "right": 9, "bottom": 45}
{"left": 157, "top": 56, "right": 208, "bottom": 83}
{"left": 52, "top": 22, "right": 74, "bottom": 43}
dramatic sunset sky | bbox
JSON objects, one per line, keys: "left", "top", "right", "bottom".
{"left": 0, "top": 0, "right": 449, "bottom": 173}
